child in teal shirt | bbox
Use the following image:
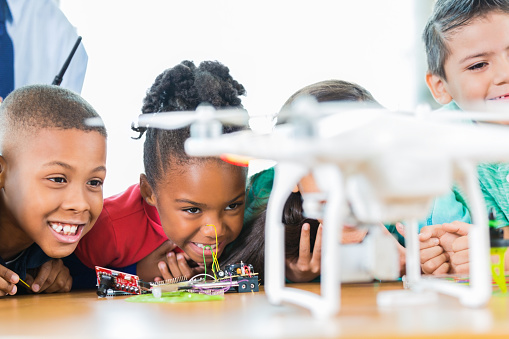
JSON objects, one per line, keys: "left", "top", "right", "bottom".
{"left": 421, "top": 0, "right": 509, "bottom": 274}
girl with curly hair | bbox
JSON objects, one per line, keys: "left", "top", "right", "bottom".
{"left": 72, "top": 60, "right": 265, "bottom": 284}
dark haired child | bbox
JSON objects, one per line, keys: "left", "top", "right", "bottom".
{"left": 246, "top": 79, "right": 471, "bottom": 282}
{"left": 74, "top": 60, "right": 264, "bottom": 283}
{"left": 0, "top": 84, "right": 107, "bottom": 295}
{"left": 420, "top": 0, "right": 509, "bottom": 275}
{"left": 242, "top": 80, "right": 382, "bottom": 282}
{"left": 280, "top": 79, "right": 381, "bottom": 108}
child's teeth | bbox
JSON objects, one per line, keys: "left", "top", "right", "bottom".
{"left": 196, "top": 243, "right": 216, "bottom": 249}
{"left": 50, "top": 223, "right": 79, "bottom": 236}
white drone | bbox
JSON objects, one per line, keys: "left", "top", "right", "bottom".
{"left": 134, "top": 99, "right": 509, "bottom": 318}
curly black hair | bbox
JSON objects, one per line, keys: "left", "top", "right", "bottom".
{"left": 131, "top": 60, "right": 264, "bottom": 278}
{"left": 133, "top": 60, "right": 246, "bottom": 190}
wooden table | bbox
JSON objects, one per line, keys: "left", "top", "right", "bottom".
{"left": 1, "top": 282, "right": 509, "bottom": 338}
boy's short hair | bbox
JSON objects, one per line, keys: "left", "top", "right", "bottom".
{"left": 281, "top": 79, "right": 379, "bottom": 110}
{"left": 0, "top": 84, "right": 106, "bottom": 154}
{"left": 423, "top": 0, "right": 509, "bottom": 80}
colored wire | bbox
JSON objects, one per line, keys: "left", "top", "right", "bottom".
{"left": 206, "top": 224, "right": 221, "bottom": 273}
{"left": 199, "top": 224, "right": 220, "bottom": 280}
{"left": 243, "top": 265, "right": 252, "bottom": 277}
{"left": 199, "top": 224, "right": 222, "bottom": 280}
{"left": 191, "top": 274, "right": 234, "bottom": 295}
{"left": 205, "top": 245, "right": 220, "bottom": 280}
{"left": 202, "top": 246, "right": 207, "bottom": 278}
{"left": 204, "top": 245, "right": 218, "bottom": 280}
{"left": 18, "top": 278, "right": 31, "bottom": 289}
{"left": 189, "top": 273, "right": 216, "bottom": 281}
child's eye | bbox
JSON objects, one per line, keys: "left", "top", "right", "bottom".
{"left": 184, "top": 207, "right": 201, "bottom": 214}
{"left": 468, "top": 62, "right": 488, "bottom": 71}
{"left": 48, "top": 177, "right": 67, "bottom": 184}
{"left": 87, "top": 179, "right": 103, "bottom": 188}
{"left": 225, "top": 202, "right": 243, "bottom": 211}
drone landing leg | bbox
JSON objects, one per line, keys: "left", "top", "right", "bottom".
{"left": 377, "top": 218, "right": 439, "bottom": 307}
{"left": 399, "top": 161, "right": 491, "bottom": 307}
{"left": 265, "top": 162, "right": 309, "bottom": 306}
{"left": 265, "top": 163, "right": 344, "bottom": 318}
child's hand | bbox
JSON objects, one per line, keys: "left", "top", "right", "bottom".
{"left": 417, "top": 221, "right": 471, "bottom": 275}
{"left": 26, "top": 259, "right": 72, "bottom": 293}
{"left": 155, "top": 251, "right": 204, "bottom": 281}
{"left": 418, "top": 224, "right": 450, "bottom": 275}
{"left": 285, "top": 223, "right": 322, "bottom": 283}
{"left": 136, "top": 240, "right": 179, "bottom": 282}
{"left": 137, "top": 240, "right": 204, "bottom": 282}
{"left": 25, "top": 259, "right": 72, "bottom": 293}
{"left": 0, "top": 264, "right": 19, "bottom": 296}
{"left": 443, "top": 222, "right": 470, "bottom": 274}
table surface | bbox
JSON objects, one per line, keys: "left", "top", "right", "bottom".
{"left": 2, "top": 281, "right": 509, "bottom": 339}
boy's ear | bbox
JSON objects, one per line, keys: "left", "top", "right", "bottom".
{"left": 0, "top": 156, "right": 5, "bottom": 188}
{"left": 140, "top": 174, "right": 156, "bottom": 206}
{"left": 426, "top": 73, "right": 453, "bottom": 105}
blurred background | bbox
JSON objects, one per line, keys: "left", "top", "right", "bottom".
{"left": 59, "top": 0, "right": 437, "bottom": 197}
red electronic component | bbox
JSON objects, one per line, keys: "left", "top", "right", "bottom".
{"left": 95, "top": 266, "right": 147, "bottom": 297}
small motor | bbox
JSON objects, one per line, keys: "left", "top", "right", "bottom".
{"left": 97, "top": 275, "right": 114, "bottom": 297}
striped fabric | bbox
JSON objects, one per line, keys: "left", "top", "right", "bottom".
{"left": 478, "top": 163, "right": 509, "bottom": 227}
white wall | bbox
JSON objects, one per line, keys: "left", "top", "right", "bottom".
{"left": 59, "top": 0, "right": 435, "bottom": 198}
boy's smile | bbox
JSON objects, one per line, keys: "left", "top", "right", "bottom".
{"left": 48, "top": 221, "right": 86, "bottom": 242}
{"left": 141, "top": 159, "right": 246, "bottom": 266}
{"left": 427, "top": 12, "right": 509, "bottom": 115}
{"left": 0, "top": 128, "right": 107, "bottom": 260}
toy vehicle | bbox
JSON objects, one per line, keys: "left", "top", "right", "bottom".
{"left": 218, "top": 261, "right": 254, "bottom": 278}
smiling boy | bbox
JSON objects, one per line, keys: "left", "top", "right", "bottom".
{"left": 0, "top": 84, "right": 107, "bottom": 295}
{"left": 425, "top": 1, "right": 509, "bottom": 112}
{"left": 420, "top": 0, "right": 509, "bottom": 275}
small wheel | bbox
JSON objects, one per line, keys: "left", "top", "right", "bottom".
{"left": 152, "top": 287, "right": 162, "bottom": 299}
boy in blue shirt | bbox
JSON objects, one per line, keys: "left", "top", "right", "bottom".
{"left": 0, "top": 84, "right": 107, "bottom": 295}
{"left": 420, "top": 0, "right": 509, "bottom": 275}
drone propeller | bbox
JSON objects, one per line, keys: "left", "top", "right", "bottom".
{"left": 84, "top": 117, "right": 105, "bottom": 127}
{"left": 133, "top": 104, "right": 250, "bottom": 131}
{"left": 420, "top": 109, "right": 509, "bottom": 123}
{"left": 276, "top": 96, "right": 383, "bottom": 124}
{"left": 397, "top": 100, "right": 509, "bottom": 124}
{"left": 275, "top": 100, "right": 509, "bottom": 148}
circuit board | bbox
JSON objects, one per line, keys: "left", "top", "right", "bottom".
{"left": 95, "top": 266, "right": 151, "bottom": 297}
{"left": 95, "top": 263, "right": 260, "bottom": 299}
